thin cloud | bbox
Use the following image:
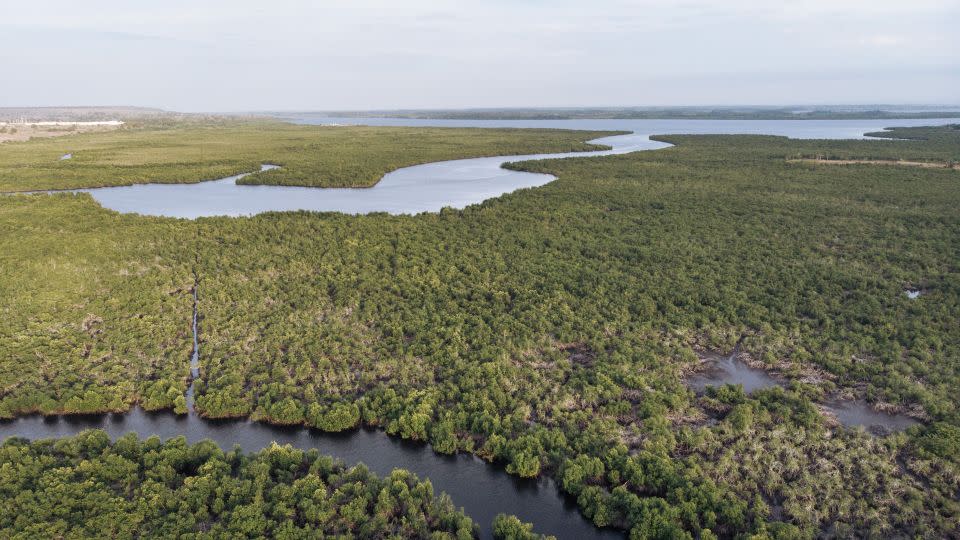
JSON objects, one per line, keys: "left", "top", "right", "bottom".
{"left": 0, "top": 0, "right": 956, "bottom": 110}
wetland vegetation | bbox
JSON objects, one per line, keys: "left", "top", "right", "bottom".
{"left": 0, "top": 120, "right": 615, "bottom": 192}
{"left": 0, "top": 430, "right": 482, "bottom": 538}
{"left": 1, "top": 122, "right": 959, "bottom": 538}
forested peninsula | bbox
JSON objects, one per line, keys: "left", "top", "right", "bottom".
{"left": 0, "top": 431, "right": 487, "bottom": 538}
{"left": 0, "top": 120, "right": 616, "bottom": 192}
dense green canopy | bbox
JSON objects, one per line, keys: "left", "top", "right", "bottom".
{"left": 1, "top": 123, "right": 958, "bottom": 537}
{"left": 0, "top": 430, "right": 478, "bottom": 538}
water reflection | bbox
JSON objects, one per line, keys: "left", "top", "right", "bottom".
{"left": 45, "top": 117, "right": 958, "bottom": 219}
{"left": 688, "top": 351, "right": 780, "bottom": 394}
{"left": 688, "top": 351, "right": 921, "bottom": 434}
{"left": 0, "top": 406, "right": 622, "bottom": 540}
{"left": 76, "top": 135, "right": 659, "bottom": 218}
{"left": 823, "top": 400, "right": 919, "bottom": 435}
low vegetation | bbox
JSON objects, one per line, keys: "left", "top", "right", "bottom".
{"left": 0, "top": 120, "right": 616, "bottom": 191}
{"left": 493, "top": 514, "right": 556, "bottom": 539}
{"left": 786, "top": 157, "right": 957, "bottom": 169}
{"left": 1, "top": 124, "right": 959, "bottom": 537}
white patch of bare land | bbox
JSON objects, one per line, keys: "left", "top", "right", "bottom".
{"left": 0, "top": 120, "right": 123, "bottom": 143}
{"left": 0, "top": 120, "right": 123, "bottom": 127}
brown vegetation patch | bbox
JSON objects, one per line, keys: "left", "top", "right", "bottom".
{"left": 788, "top": 157, "right": 958, "bottom": 169}
{"left": 0, "top": 123, "right": 121, "bottom": 143}
{"left": 738, "top": 349, "right": 835, "bottom": 386}
{"left": 560, "top": 342, "right": 596, "bottom": 366}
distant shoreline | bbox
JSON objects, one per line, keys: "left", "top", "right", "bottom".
{"left": 284, "top": 106, "right": 960, "bottom": 121}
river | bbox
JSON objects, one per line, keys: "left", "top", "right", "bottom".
{"left": 3, "top": 117, "right": 952, "bottom": 538}
{"left": 70, "top": 117, "right": 956, "bottom": 218}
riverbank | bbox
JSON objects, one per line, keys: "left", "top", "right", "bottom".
{"left": 0, "top": 407, "right": 621, "bottom": 540}
{"left": 0, "top": 431, "right": 485, "bottom": 539}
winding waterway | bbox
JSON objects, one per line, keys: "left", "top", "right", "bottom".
{"left": 3, "top": 117, "right": 953, "bottom": 538}
{"left": 74, "top": 134, "right": 657, "bottom": 218}
{"left": 64, "top": 117, "right": 955, "bottom": 219}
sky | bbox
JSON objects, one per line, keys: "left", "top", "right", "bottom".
{"left": 1, "top": 0, "right": 958, "bottom": 111}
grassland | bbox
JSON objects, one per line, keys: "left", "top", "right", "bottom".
{"left": 0, "top": 120, "right": 616, "bottom": 192}
{"left": 1, "top": 124, "right": 959, "bottom": 538}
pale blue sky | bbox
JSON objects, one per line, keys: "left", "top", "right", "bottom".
{"left": 2, "top": 0, "right": 957, "bottom": 111}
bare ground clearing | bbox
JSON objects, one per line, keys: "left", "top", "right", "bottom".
{"left": 788, "top": 157, "right": 957, "bottom": 169}
{"left": 0, "top": 123, "right": 122, "bottom": 143}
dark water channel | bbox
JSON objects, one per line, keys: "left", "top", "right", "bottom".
{"left": 0, "top": 408, "right": 622, "bottom": 539}
{"left": 0, "top": 282, "right": 620, "bottom": 540}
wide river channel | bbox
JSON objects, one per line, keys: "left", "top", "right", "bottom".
{"left": 3, "top": 117, "right": 954, "bottom": 538}
{"left": 66, "top": 117, "right": 955, "bottom": 219}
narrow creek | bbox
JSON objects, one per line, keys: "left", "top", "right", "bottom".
{"left": 185, "top": 274, "right": 200, "bottom": 410}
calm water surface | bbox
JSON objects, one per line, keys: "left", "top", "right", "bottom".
{"left": 1, "top": 408, "right": 616, "bottom": 539}
{"left": 688, "top": 351, "right": 919, "bottom": 433}
{"left": 68, "top": 117, "right": 957, "bottom": 218}
{"left": 688, "top": 351, "right": 780, "bottom": 394}
{"left": 824, "top": 400, "right": 919, "bottom": 434}
{"left": 4, "top": 117, "right": 948, "bottom": 537}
